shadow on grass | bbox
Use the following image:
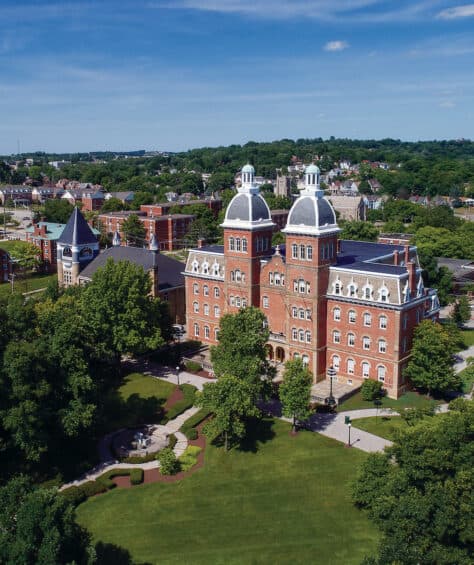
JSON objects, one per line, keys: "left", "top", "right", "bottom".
{"left": 101, "top": 391, "right": 166, "bottom": 432}
{"left": 95, "top": 541, "right": 152, "bottom": 565}
{"left": 238, "top": 417, "right": 276, "bottom": 453}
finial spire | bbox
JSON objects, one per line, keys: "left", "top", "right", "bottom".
{"left": 149, "top": 234, "right": 159, "bottom": 253}
{"left": 112, "top": 231, "right": 121, "bottom": 247}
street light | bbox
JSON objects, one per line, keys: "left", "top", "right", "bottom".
{"left": 175, "top": 365, "right": 180, "bottom": 387}
{"left": 327, "top": 365, "right": 337, "bottom": 410}
{"left": 347, "top": 423, "right": 352, "bottom": 448}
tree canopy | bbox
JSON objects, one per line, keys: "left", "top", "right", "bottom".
{"left": 279, "top": 359, "right": 312, "bottom": 431}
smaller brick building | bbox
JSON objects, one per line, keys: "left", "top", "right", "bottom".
{"left": 25, "top": 221, "right": 66, "bottom": 272}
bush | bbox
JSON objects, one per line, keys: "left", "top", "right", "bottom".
{"left": 185, "top": 360, "right": 201, "bottom": 373}
{"left": 120, "top": 452, "right": 157, "bottom": 464}
{"left": 178, "top": 445, "right": 202, "bottom": 472}
{"left": 60, "top": 486, "right": 87, "bottom": 507}
{"left": 81, "top": 480, "right": 108, "bottom": 498}
{"left": 130, "top": 468, "right": 144, "bottom": 485}
{"left": 168, "top": 433, "right": 178, "bottom": 449}
{"left": 158, "top": 447, "right": 179, "bottom": 475}
{"left": 180, "top": 408, "right": 211, "bottom": 439}
{"left": 97, "top": 469, "right": 133, "bottom": 489}
{"left": 163, "top": 384, "right": 196, "bottom": 423}
{"left": 361, "top": 379, "right": 384, "bottom": 401}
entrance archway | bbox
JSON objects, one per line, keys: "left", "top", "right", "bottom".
{"left": 276, "top": 347, "right": 285, "bottom": 363}
{"left": 265, "top": 344, "right": 274, "bottom": 361}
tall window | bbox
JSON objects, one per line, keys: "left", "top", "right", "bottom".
{"left": 378, "top": 339, "right": 387, "bottom": 354}
{"left": 307, "top": 245, "right": 313, "bottom": 260}
{"left": 214, "top": 305, "right": 220, "bottom": 318}
{"left": 299, "top": 244, "right": 306, "bottom": 260}
{"left": 204, "top": 304, "right": 209, "bottom": 316}
{"left": 299, "top": 279, "right": 305, "bottom": 293}
{"left": 348, "top": 284, "right": 357, "bottom": 298}
{"left": 347, "top": 359, "right": 355, "bottom": 375}
{"left": 274, "top": 273, "right": 281, "bottom": 285}
{"left": 235, "top": 297, "right": 241, "bottom": 307}
{"left": 204, "top": 325, "right": 210, "bottom": 339}
{"left": 379, "top": 315, "right": 387, "bottom": 329}
{"left": 194, "top": 323, "right": 199, "bottom": 337}
{"left": 214, "top": 328, "right": 220, "bottom": 341}
{"left": 332, "top": 355, "right": 340, "bottom": 370}
{"left": 363, "top": 336, "right": 371, "bottom": 350}
{"left": 333, "top": 330, "right": 341, "bottom": 344}
{"left": 333, "top": 307, "right": 341, "bottom": 321}
{"left": 203, "top": 285, "right": 209, "bottom": 296}
{"left": 362, "top": 362, "right": 370, "bottom": 378}
{"left": 229, "top": 237, "right": 235, "bottom": 251}
{"left": 348, "top": 310, "right": 356, "bottom": 323}
{"left": 263, "top": 296, "right": 269, "bottom": 309}
{"left": 305, "top": 331, "right": 311, "bottom": 343}
{"left": 242, "top": 238, "right": 248, "bottom": 252}
{"left": 236, "top": 238, "right": 241, "bottom": 252}
{"left": 299, "top": 309, "right": 305, "bottom": 319}
{"left": 193, "top": 301, "right": 199, "bottom": 313}
{"left": 379, "top": 287, "right": 389, "bottom": 303}
{"left": 347, "top": 333, "right": 355, "bottom": 347}
{"left": 193, "top": 283, "right": 199, "bottom": 295}
{"left": 299, "top": 330, "right": 305, "bottom": 342}
{"left": 363, "top": 312, "right": 371, "bottom": 326}
{"left": 377, "top": 366, "right": 386, "bottom": 382}
{"left": 334, "top": 281, "right": 342, "bottom": 295}
{"left": 302, "top": 355, "right": 309, "bottom": 366}
{"left": 292, "top": 306, "right": 297, "bottom": 318}
{"left": 292, "top": 328, "right": 298, "bottom": 340}
{"left": 305, "top": 309, "right": 311, "bottom": 320}
{"left": 292, "top": 243, "right": 298, "bottom": 259}
{"left": 230, "top": 295, "right": 235, "bottom": 306}
{"left": 214, "top": 287, "right": 220, "bottom": 298}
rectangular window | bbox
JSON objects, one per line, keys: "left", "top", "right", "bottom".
{"left": 292, "top": 244, "right": 298, "bottom": 259}
{"left": 214, "top": 287, "right": 220, "bottom": 298}
{"left": 263, "top": 297, "right": 269, "bottom": 308}
{"left": 379, "top": 340, "right": 387, "bottom": 353}
{"left": 348, "top": 334, "right": 355, "bottom": 347}
{"left": 379, "top": 316, "right": 387, "bottom": 329}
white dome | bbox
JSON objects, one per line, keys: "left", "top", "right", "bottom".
{"left": 242, "top": 163, "right": 255, "bottom": 174}
{"left": 305, "top": 164, "right": 320, "bottom": 174}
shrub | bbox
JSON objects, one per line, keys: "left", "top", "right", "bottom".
{"left": 180, "top": 408, "right": 211, "bottom": 439}
{"left": 361, "top": 379, "right": 384, "bottom": 401}
{"left": 178, "top": 445, "right": 202, "bottom": 472}
{"left": 81, "top": 480, "right": 108, "bottom": 498}
{"left": 158, "top": 447, "right": 179, "bottom": 475}
{"left": 97, "top": 469, "right": 133, "bottom": 489}
{"left": 185, "top": 360, "right": 201, "bottom": 373}
{"left": 120, "top": 452, "right": 157, "bottom": 464}
{"left": 163, "top": 384, "right": 196, "bottom": 423}
{"left": 168, "top": 433, "right": 178, "bottom": 449}
{"left": 60, "top": 486, "right": 87, "bottom": 506}
{"left": 130, "top": 468, "right": 144, "bottom": 485}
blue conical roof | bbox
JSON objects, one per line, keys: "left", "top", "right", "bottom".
{"left": 57, "top": 207, "right": 98, "bottom": 245}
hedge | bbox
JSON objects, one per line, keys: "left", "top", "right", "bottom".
{"left": 185, "top": 360, "right": 202, "bottom": 373}
{"left": 162, "top": 384, "right": 196, "bottom": 423}
{"left": 61, "top": 480, "right": 107, "bottom": 506}
{"left": 178, "top": 445, "right": 202, "bottom": 472}
{"left": 180, "top": 408, "right": 211, "bottom": 439}
{"left": 130, "top": 468, "right": 144, "bottom": 485}
{"left": 120, "top": 452, "right": 157, "bottom": 464}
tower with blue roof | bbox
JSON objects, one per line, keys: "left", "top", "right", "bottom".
{"left": 56, "top": 207, "right": 100, "bottom": 286}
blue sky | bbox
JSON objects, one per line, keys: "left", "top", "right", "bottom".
{"left": 0, "top": 0, "right": 473, "bottom": 153}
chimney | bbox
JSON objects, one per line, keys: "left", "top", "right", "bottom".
{"left": 408, "top": 261, "right": 416, "bottom": 294}
{"left": 393, "top": 250, "right": 399, "bottom": 266}
{"left": 197, "top": 238, "right": 205, "bottom": 249}
{"left": 404, "top": 244, "right": 410, "bottom": 265}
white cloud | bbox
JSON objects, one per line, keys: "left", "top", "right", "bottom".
{"left": 439, "top": 100, "right": 456, "bottom": 108}
{"left": 324, "top": 40, "right": 349, "bottom": 52}
{"left": 437, "top": 4, "right": 474, "bottom": 19}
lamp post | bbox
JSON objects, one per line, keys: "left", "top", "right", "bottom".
{"left": 176, "top": 365, "right": 180, "bottom": 387}
{"left": 347, "top": 423, "right": 352, "bottom": 447}
{"left": 327, "top": 365, "right": 337, "bottom": 410}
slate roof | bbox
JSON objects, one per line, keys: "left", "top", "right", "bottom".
{"left": 57, "top": 207, "right": 99, "bottom": 245}
{"left": 287, "top": 195, "right": 336, "bottom": 228}
{"left": 226, "top": 193, "right": 271, "bottom": 222}
{"left": 78, "top": 247, "right": 185, "bottom": 290}
{"left": 196, "top": 245, "right": 224, "bottom": 254}
{"left": 335, "top": 240, "right": 409, "bottom": 276}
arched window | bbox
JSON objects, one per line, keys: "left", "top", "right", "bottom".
{"left": 63, "top": 246, "right": 72, "bottom": 257}
{"left": 347, "top": 359, "right": 355, "bottom": 375}
{"left": 379, "top": 315, "right": 387, "bottom": 329}
{"left": 80, "top": 247, "right": 92, "bottom": 257}
{"left": 377, "top": 365, "right": 386, "bottom": 382}
{"left": 362, "top": 362, "right": 370, "bottom": 378}
{"left": 242, "top": 238, "right": 248, "bottom": 252}
{"left": 347, "top": 333, "right": 355, "bottom": 347}
{"left": 362, "top": 284, "right": 373, "bottom": 300}
{"left": 193, "top": 301, "right": 199, "bottom": 313}
{"left": 194, "top": 323, "right": 199, "bottom": 337}
{"left": 302, "top": 354, "right": 309, "bottom": 366}
{"left": 294, "top": 352, "right": 301, "bottom": 359}
{"left": 204, "top": 325, "right": 210, "bottom": 339}
{"left": 193, "top": 283, "right": 199, "bottom": 295}
{"left": 348, "top": 310, "right": 356, "bottom": 323}
{"left": 363, "top": 312, "right": 371, "bottom": 326}
{"left": 363, "top": 336, "right": 370, "bottom": 350}
{"left": 203, "top": 285, "right": 209, "bottom": 296}
{"left": 292, "top": 328, "right": 298, "bottom": 340}
{"left": 292, "top": 243, "right": 298, "bottom": 259}
{"left": 348, "top": 283, "right": 357, "bottom": 298}
{"left": 229, "top": 237, "right": 235, "bottom": 251}
{"left": 299, "top": 244, "right": 306, "bottom": 260}
{"left": 299, "top": 329, "right": 305, "bottom": 342}
{"left": 305, "top": 331, "right": 311, "bottom": 343}
{"left": 214, "top": 305, "right": 220, "bottom": 318}
{"left": 333, "top": 280, "right": 342, "bottom": 295}
{"left": 378, "top": 339, "right": 387, "bottom": 354}
{"left": 332, "top": 355, "right": 340, "bottom": 370}
{"left": 212, "top": 261, "right": 220, "bottom": 276}
{"left": 203, "top": 303, "right": 209, "bottom": 316}
{"left": 192, "top": 260, "right": 199, "bottom": 273}
{"left": 378, "top": 286, "right": 389, "bottom": 303}
{"left": 215, "top": 328, "right": 220, "bottom": 341}
{"left": 214, "top": 287, "right": 220, "bottom": 298}
{"left": 333, "top": 307, "right": 341, "bottom": 321}
{"left": 307, "top": 245, "right": 313, "bottom": 260}
{"left": 202, "top": 261, "right": 209, "bottom": 275}
{"left": 333, "top": 330, "right": 341, "bottom": 344}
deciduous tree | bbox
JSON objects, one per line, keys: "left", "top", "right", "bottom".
{"left": 121, "top": 214, "right": 146, "bottom": 246}
{"left": 279, "top": 359, "right": 312, "bottom": 431}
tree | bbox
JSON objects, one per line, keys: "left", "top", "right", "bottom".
{"left": 101, "top": 197, "right": 125, "bottom": 213}
{"left": 279, "top": 359, "right": 312, "bottom": 431}
{"left": 8, "top": 241, "right": 41, "bottom": 272}
{"left": 339, "top": 220, "right": 379, "bottom": 242}
{"left": 197, "top": 374, "right": 259, "bottom": 450}
{"left": 41, "top": 199, "right": 74, "bottom": 223}
{"left": 452, "top": 295, "right": 471, "bottom": 326}
{"left": 360, "top": 379, "right": 384, "bottom": 401}
{"left": 121, "top": 214, "right": 146, "bottom": 246}
{"left": 403, "top": 320, "right": 461, "bottom": 395}
{"left": 129, "top": 191, "right": 153, "bottom": 210}
{"left": 79, "top": 259, "right": 169, "bottom": 366}
{"left": 210, "top": 307, "right": 274, "bottom": 397}
{"left": 352, "top": 399, "right": 474, "bottom": 565}
{"left": 0, "top": 476, "right": 94, "bottom": 564}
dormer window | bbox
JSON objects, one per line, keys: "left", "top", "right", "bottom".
{"left": 333, "top": 279, "right": 342, "bottom": 295}
{"left": 192, "top": 260, "right": 199, "bottom": 273}
{"left": 348, "top": 283, "right": 357, "bottom": 298}
{"left": 212, "top": 262, "right": 220, "bottom": 276}
{"left": 378, "top": 285, "right": 389, "bottom": 303}
{"left": 362, "top": 284, "right": 373, "bottom": 300}
{"left": 202, "top": 261, "right": 209, "bottom": 275}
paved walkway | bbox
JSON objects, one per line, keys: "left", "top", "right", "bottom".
{"left": 454, "top": 345, "right": 474, "bottom": 374}
{"left": 60, "top": 406, "right": 200, "bottom": 490}
{"left": 125, "top": 358, "right": 211, "bottom": 391}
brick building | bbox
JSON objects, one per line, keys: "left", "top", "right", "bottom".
{"left": 25, "top": 221, "right": 66, "bottom": 272}
{"left": 140, "top": 196, "right": 222, "bottom": 218}
{"left": 184, "top": 164, "right": 440, "bottom": 399}
{"left": 98, "top": 210, "right": 195, "bottom": 251}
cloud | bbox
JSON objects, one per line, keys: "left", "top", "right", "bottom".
{"left": 439, "top": 100, "right": 456, "bottom": 108}
{"left": 437, "top": 4, "right": 474, "bottom": 19}
{"left": 324, "top": 40, "right": 349, "bottom": 52}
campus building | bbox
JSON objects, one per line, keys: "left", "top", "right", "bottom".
{"left": 184, "top": 164, "right": 440, "bottom": 398}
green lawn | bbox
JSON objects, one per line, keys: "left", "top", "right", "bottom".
{"left": 460, "top": 366, "right": 474, "bottom": 395}
{"left": 337, "top": 390, "right": 440, "bottom": 413}
{"left": 352, "top": 416, "right": 407, "bottom": 441}
{"left": 461, "top": 329, "right": 474, "bottom": 348}
{"left": 103, "top": 373, "right": 176, "bottom": 431}
{"left": 0, "top": 239, "right": 22, "bottom": 253}
{"left": 0, "top": 273, "right": 57, "bottom": 297}
{"left": 76, "top": 419, "right": 379, "bottom": 565}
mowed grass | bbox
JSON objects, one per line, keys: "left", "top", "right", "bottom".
{"left": 76, "top": 419, "right": 379, "bottom": 565}
{"left": 352, "top": 416, "right": 407, "bottom": 441}
{"left": 338, "top": 390, "right": 440, "bottom": 413}
{"left": 461, "top": 329, "right": 474, "bottom": 348}
{"left": 0, "top": 273, "right": 57, "bottom": 297}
